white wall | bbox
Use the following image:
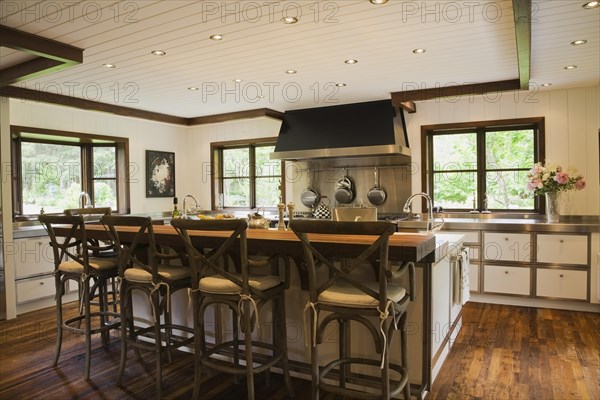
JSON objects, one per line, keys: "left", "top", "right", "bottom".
{"left": 404, "top": 86, "right": 600, "bottom": 216}
{"left": 186, "top": 117, "right": 283, "bottom": 210}
{"left": 6, "top": 85, "right": 600, "bottom": 216}
{"left": 8, "top": 99, "right": 189, "bottom": 214}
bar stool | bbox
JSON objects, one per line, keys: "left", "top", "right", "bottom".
{"left": 170, "top": 218, "right": 294, "bottom": 400}
{"left": 100, "top": 215, "right": 194, "bottom": 398}
{"left": 38, "top": 214, "right": 120, "bottom": 380}
{"left": 290, "top": 220, "right": 415, "bottom": 400}
{"left": 65, "top": 207, "right": 118, "bottom": 312}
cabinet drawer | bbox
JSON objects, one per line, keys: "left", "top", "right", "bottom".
{"left": 483, "top": 232, "right": 532, "bottom": 262}
{"left": 469, "top": 262, "right": 480, "bottom": 292}
{"left": 536, "top": 234, "right": 588, "bottom": 265}
{"left": 16, "top": 275, "right": 55, "bottom": 304}
{"left": 13, "top": 237, "right": 55, "bottom": 278}
{"left": 483, "top": 265, "right": 530, "bottom": 295}
{"left": 536, "top": 269, "right": 587, "bottom": 300}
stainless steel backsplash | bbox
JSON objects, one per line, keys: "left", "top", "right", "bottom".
{"left": 288, "top": 157, "right": 414, "bottom": 214}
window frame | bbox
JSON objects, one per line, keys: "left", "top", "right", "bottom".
{"left": 211, "top": 137, "right": 285, "bottom": 210}
{"left": 11, "top": 125, "right": 130, "bottom": 218}
{"left": 421, "top": 117, "right": 545, "bottom": 214}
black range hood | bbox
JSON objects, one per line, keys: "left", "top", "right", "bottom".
{"left": 270, "top": 99, "right": 411, "bottom": 161}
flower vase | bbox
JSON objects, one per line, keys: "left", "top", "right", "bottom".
{"left": 545, "top": 192, "right": 560, "bottom": 223}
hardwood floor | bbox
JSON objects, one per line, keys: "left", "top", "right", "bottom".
{"left": 1, "top": 302, "right": 598, "bottom": 399}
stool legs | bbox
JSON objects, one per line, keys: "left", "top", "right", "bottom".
{"left": 52, "top": 274, "right": 64, "bottom": 369}
{"left": 401, "top": 312, "right": 411, "bottom": 400}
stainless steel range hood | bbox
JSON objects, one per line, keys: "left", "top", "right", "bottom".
{"left": 270, "top": 100, "right": 411, "bottom": 161}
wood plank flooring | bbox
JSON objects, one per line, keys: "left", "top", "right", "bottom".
{"left": 0, "top": 302, "right": 598, "bottom": 399}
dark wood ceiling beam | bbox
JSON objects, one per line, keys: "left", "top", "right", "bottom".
{"left": 1, "top": 86, "right": 189, "bottom": 125}
{"left": 0, "top": 25, "right": 83, "bottom": 87}
{"left": 0, "top": 25, "right": 83, "bottom": 63}
{"left": 1, "top": 57, "right": 64, "bottom": 86}
{"left": 399, "top": 101, "right": 417, "bottom": 114}
{"left": 513, "top": 0, "right": 532, "bottom": 90}
{"left": 391, "top": 79, "right": 522, "bottom": 104}
{"left": 187, "top": 108, "right": 284, "bottom": 125}
{"left": 1, "top": 86, "right": 283, "bottom": 126}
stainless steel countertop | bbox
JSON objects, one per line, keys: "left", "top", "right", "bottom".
{"left": 13, "top": 212, "right": 599, "bottom": 239}
{"left": 396, "top": 215, "right": 599, "bottom": 233}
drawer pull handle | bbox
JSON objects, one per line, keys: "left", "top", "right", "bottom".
{"left": 559, "top": 239, "right": 564, "bottom": 243}
{"left": 559, "top": 274, "right": 564, "bottom": 278}
{"left": 39, "top": 282, "right": 45, "bottom": 285}
{"left": 504, "top": 237, "right": 509, "bottom": 241}
{"left": 504, "top": 271, "right": 509, "bottom": 274}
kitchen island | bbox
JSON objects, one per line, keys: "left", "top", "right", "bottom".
{"left": 50, "top": 223, "right": 460, "bottom": 399}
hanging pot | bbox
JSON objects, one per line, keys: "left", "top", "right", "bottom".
{"left": 334, "top": 168, "right": 355, "bottom": 204}
{"left": 367, "top": 167, "right": 387, "bottom": 205}
{"left": 300, "top": 168, "right": 320, "bottom": 208}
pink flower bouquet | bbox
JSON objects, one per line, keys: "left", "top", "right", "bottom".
{"left": 525, "top": 162, "right": 586, "bottom": 195}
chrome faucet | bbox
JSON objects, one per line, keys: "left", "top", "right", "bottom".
{"left": 79, "top": 192, "right": 92, "bottom": 208}
{"left": 403, "top": 192, "right": 444, "bottom": 233}
{"left": 182, "top": 194, "right": 199, "bottom": 218}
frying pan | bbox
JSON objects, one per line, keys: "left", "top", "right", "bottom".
{"left": 300, "top": 168, "right": 320, "bottom": 208}
{"left": 334, "top": 169, "right": 355, "bottom": 204}
{"left": 367, "top": 167, "right": 386, "bottom": 205}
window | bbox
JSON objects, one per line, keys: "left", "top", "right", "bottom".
{"left": 422, "top": 118, "right": 544, "bottom": 212}
{"left": 12, "top": 126, "right": 129, "bottom": 216}
{"left": 212, "top": 138, "right": 284, "bottom": 209}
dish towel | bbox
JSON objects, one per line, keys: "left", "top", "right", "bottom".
{"left": 453, "top": 248, "right": 471, "bottom": 305}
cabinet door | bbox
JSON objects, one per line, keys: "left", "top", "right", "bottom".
{"left": 536, "top": 269, "right": 587, "bottom": 300}
{"left": 483, "top": 232, "right": 532, "bottom": 262}
{"left": 431, "top": 256, "right": 451, "bottom": 357}
{"left": 13, "top": 237, "right": 55, "bottom": 278}
{"left": 483, "top": 265, "right": 530, "bottom": 295}
{"left": 16, "top": 275, "right": 55, "bottom": 304}
{"left": 536, "top": 234, "right": 588, "bottom": 265}
{"left": 469, "top": 262, "right": 480, "bottom": 292}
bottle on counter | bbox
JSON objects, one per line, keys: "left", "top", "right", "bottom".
{"left": 172, "top": 197, "right": 181, "bottom": 219}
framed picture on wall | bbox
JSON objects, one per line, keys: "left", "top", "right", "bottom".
{"left": 146, "top": 150, "right": 175, "bottom": 197}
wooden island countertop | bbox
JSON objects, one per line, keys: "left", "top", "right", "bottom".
{"left": 78, "top": 223, "right": 438, "bottom": 263}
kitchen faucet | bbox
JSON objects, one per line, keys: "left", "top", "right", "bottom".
{"left": 182, "top": 194, "right": 199, "bottom": 218}
{"left": 403, "top": 192, "right": 444, "bottom": 234}
{"left": 79, "top": 192, "right": 93, "bottom": 208}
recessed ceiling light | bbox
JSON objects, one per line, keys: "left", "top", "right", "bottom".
{"left": 188, "top": 87, "right": 200, "bottom": 91}
{"left": 102, "top": 63, "right": 116, "bottom": 68}
{"left": 281, "top": 16, "right": 298, "bottom": 24}
{"left": 564, "top": 65, "right": 578, "bottom": 70}
{"left": 234, "top": 79, "right": 243, "bottom": 83}
{"left": 582, "top": 1, "right": 599, "bottom": 9}
{"left": 151, "top": 50, "right": 166, "bottom": 56}
{"left": 336, "top": 83, "right": 346, "bottom": 87}
{"left": 286, "top": 70, "right": 297, "bottom": 74}
{"left": 210, "top": 34, "right": 224, "bottom": 41}
{"left": 413, "top": 48, "right": 426, "bottom": 54}
{"left": 570, "top": 39, "right": 588, "bottom": 46}
{"left": 345, "top": 59, "right": 358, "bottom": 64}
{"left": 369, "top": 0, "right": 389, "bottom": 4}
{"left": 541, "top": 83, "right": 552, "bottom": 87}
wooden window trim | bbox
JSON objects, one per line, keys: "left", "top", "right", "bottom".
{"left": 10, "top": 126, "right": 129, "bottom": 218}
{"left": 421, "top": 117, "right": 545, "bottom": 213}
{"left": 210, "top": 137, "right": 284, "bottom": 210}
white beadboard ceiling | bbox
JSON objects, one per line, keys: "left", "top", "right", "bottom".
{"left": 1, "top": 0, "right": 598, "bottom": 118}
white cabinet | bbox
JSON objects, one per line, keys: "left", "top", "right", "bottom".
{"left": 469, "top": 263, "right": 479, "bottom": 292}
{"left": 483, "top": 232, "right": 532, "bottom": 263}
{"left": 536, "top": 268, "right": 587, "bottom": 300}
{"left": 13, "top": 236, "right": 58, "bottom": 305}
{"left": 536, "top": 234, "right": 588, "bottom": 265}
{"left": 16, "top": 275, "right": 55, "bottom": 303}
{"left": 431, "top": 256, "right": 451, "bottom": 358}
{"left": 483, "top": 265, "right": 531, "bottom": 296}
